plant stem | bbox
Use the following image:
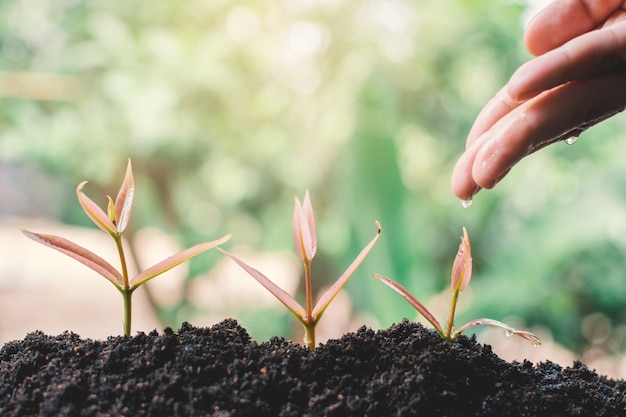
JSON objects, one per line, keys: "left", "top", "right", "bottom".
{"left": 304, "top": 261, "right": 313, "bottom": 320}
{"left": 303, "top": 321, "right": 316, "bottom": 352}
{"left": 302, "top": 261, "right": 317, "bottom": 351}
{"left": 122, "top": 288, "right": 133, "bottom": 337}
{"left": 445, "top": 288, "right": 461, "bottom": 341}
{"left": 114, "top": 234, "right": 130, "bottom": 290}
{"left": 125, "top": 231, "right": 167, "bottom": 328}
{"left": 114, "top": 233, "right": 132, "bottom": 336}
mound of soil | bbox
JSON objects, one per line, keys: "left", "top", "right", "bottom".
{"left": 1, "top": 319, "right": 625, "bottom": 416}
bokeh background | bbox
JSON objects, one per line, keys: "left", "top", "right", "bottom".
{"left": 3, "top": 0, "right": 626, "bottom": 377}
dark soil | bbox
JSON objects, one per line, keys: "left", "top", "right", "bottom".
{"left": 1, "top": 319, "right": 625, "bottom": 417}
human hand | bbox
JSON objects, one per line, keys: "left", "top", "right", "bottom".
{"left": 451, "top": 0, "right": 626, "bottom": 201}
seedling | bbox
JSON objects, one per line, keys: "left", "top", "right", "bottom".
{"left": 374, "top": 227, "right": 541, "bottom": 346}
{"left": 22, "top": 159, "right": 230, "bottom": 336}
{"left": 219, "top": 191, "right": 381, "bottom": 351}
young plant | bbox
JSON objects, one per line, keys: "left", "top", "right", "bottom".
{"left": 374, "top": 227, "right": 541, "bottom": 346}
{"left": 22, "top": 159, "right": 230, "bottom": 336}
{"left": 218, "top": 191, "right": 381, "bottom": 351}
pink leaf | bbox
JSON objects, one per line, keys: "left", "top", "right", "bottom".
{"left": 217, "top": 248, "right": 307, "bottom": 320}
{"left": 292, "top": 191, "right": 317, "bottom": 264}
{"left": 292, "top": 200, "right": 305, "bottom": 262}
{"left": 312, "top": 221, "right": 381, "bottom": 320}
{"left": 302, "top": 190, "right": 317, "bottom": 259}
{"left": 22, "top": 229, "right": 123, "bottom": 287}
{"left": 451, "top": 227, "right": 472, "bottom": 292}
{"left": 130, "top": 234, "right": 231, "bottom": 288}
{"left": 114, "top": 159, "right": 135, "bottom": 233}
{"left": 373, "top": 272, "right": 444, "bottom": 336}
{"left": 455, "top": 318, "right": 541, "bottom": 346}
{"left": 76, "top": 181, "right": 117, "bottom": 235}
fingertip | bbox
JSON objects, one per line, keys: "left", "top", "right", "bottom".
{"left": 451, "top": 153, "right": 481, "bottom": 201}
{"left": 522, "top": 0, "right": 565, "bottom": 56}
{"left": 471, "top": 166, "right": 497, "bottom": 191}
{"left": 477, "top": 168, "right": 511, "bottom": 191}
{"left": 471, "top": 145, "right": 513, "bottom": 191}
{"left": 451, "top": 179, "right": 480, "bottom": 201}
{"left": 523, "top": 24, "right": 546, "bottom": 57}
{"left": 451, "top": 179, "right": 480, "bottom": 202}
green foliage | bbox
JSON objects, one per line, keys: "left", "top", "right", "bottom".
{"left": 3, "top": 0, "right": 626, "bottom": 353}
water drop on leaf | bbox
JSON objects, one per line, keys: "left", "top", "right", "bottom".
{"left": 461, "top": 199, "right": 473, "bottom": 208}
{"left": 564, "top": 136, "right": 578, "bottom": 145}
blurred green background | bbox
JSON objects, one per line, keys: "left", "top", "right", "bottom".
{"left": 2, "top": 0, "right": 626, "bottom": 359}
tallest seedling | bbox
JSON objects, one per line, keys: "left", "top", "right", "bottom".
{"left": 22, "top": 159, "right": 230, "bottom": 336}
{"left": 220, "top": 191, "right": 381, "bottom": 351}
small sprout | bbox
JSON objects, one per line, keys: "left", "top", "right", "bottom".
{"left": 219, "top": 190, "right": 381, "bottom": 351}
{"left": 22, "top": 159, "right": 230, "bottom": 336}
{"left": 374, "top": 227, "right": 541, "bottom": 346}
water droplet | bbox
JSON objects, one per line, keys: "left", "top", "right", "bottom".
{"left": 504, "top": 329, "right": 514, "bottom": 337}
{"left": 564, "top": 136, "right": 578, "bottom": 145}
{"left": 531, "top": 339, "right": 542, "bottom": 348}
{"left": 461, "top": 199, "right": 473, "bottom": 208}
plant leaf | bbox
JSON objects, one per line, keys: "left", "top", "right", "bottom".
{"left": 292, "top": 199, "right": 306, "bottom": 262}
{"left": 106, "top": 196, "right": 116, "bottom": 223}
{"left": 21, "top": 229, "right": 123, "bottom": 287}
{"left": 130, "top": 234, "right": 231, "bottom": 288}
{"left": 292, "top": 191, "right": 317, "bottom": 264}
{"left": 451, "top": 226, "right": 472, "bottom": 292}
{"left": 302, "top": 190, "right": 317, "bottom": 259}
{"left": 312, "top": 221, "right": 381, "bottom": 320}
{"left": 76, "top": 181, "right": 117, "bottom": 235}
{"left": 114, "top": 159, "right": 135, "bottom": 233}
{"left": 454, "top": 317, "right": 541, "bottom": 346}
{"left": 373, "top": 272, "right": 444, "bottom": 335}
{"left": 217, "top": 248, "right": 307, "bottom": 320}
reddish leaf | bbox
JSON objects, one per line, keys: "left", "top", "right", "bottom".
{"left": 313, "top": 221, "right": 381, "bottom": 320}
{"left": 114, "top": 159, "right": 135, "bottom": 233}
{"left": 451, "top": 227, "right": 472, "bottom": 292}
{"left": 76, "top": 181, "right": 117, "bottom": 235}
{"left": 301, "top": 191, "right": 317, "bottom": 259}
{"left": 292, "top": 191, "right": 317, "bottom": 264}
{"left": 217, "top": 248, "right": 307, "bottom": 320}
{"left": 22, "top": 229, "right": 123, "bottom": 287}
{"left": 373, "top": 272, "right": 444, "bottom": 336}
{"left": 455, "top": 318, "right": 541, "bottom": 346}
{"left": 130, "top": 234, "right": 231, "bottom": 288}
{"left": 292, "top": 201, "right": 305, "bottom": 261}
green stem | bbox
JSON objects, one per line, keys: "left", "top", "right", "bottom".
{"left": 304, "top": 261, "right": 313, "bottom": 320}
{"left": 303, "top": 321, "right": 316, "bottom": 352}
{"left": 125, "top": 231, "right": 167, "bottom": 328}
{"left": 445, "top": 288, "right": 460, "bottom": 341}
{"left": 114, "top": 233, "right": 133, "bottom": 336}
{"left": 114, "top": 234, "right": 130, "bottom": 290}
{"left": 122, "top": 288, "right": 133, "bottom": 337}
{"left": 302, "top": 261, "right": 317, "bottom": 351}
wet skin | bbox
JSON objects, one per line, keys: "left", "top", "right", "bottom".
{"left": 451, "top": 0, "right": 626, "bottom": 201}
